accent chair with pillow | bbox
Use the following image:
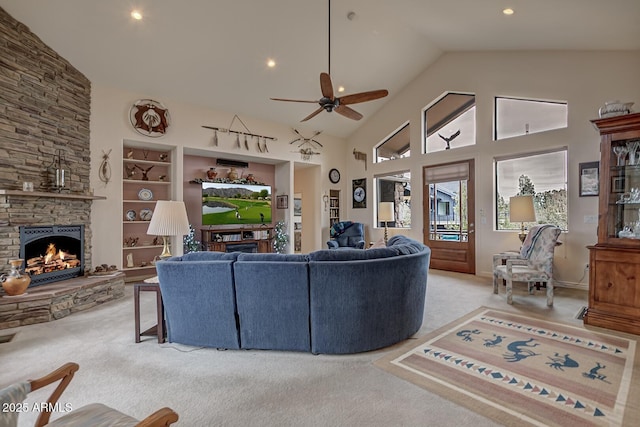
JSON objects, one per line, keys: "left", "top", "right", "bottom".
{"left": 327, "top": 221, "right": 365, "bottom": 249}
{"left": 493, "top": 224, "right": 562, "bottom": 306}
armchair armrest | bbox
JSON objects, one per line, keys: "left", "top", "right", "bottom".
{"left": 354, "top": 240, "right": 365, "bottom": 249}
{"left": 29, "top": 362, "right": 79, "bottom": 427}
{"left": 136, "top": 407, "right": 179, "bottom": 426}
{"left": 506, "top": 258, "right": 528, "bottom": 273}
{"left": 327, "top": 240, "right": 339, "bottom": 249}
{"left": 493, "top": 251, "right": 522, "bottom": 268}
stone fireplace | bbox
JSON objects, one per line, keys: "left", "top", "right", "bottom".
{"left": 0, "top": 9, "right": 125, "bottom": 330}
{"left": 20, "top": 225, "right": 85, "bottom": 287}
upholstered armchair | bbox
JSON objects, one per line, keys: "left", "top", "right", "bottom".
{"left": 493, "top": 224, "right": 561, "bottom": 306}
{"left": 327, "top": 221, "right": 365, "bottom": 249}
{"left": 0, "top": 362, "right": 178, "bottom": 427}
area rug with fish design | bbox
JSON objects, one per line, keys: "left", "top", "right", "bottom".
{"left": 374, "top": 307, "right": 640, "bottom": 426}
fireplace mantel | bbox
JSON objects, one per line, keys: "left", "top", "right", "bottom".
{"left": 0, "top": 189, "right": 106, "bottom": 200}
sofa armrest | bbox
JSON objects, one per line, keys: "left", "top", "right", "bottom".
{"left": 327, "top": 240, "right": 339, "bottom": 249}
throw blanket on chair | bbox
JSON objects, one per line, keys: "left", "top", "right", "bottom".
{"left": 520, "top": 224, "right": 554, "bottom": 259}
{"left": 330, "top": 221, "right": 354, "bottom": 238}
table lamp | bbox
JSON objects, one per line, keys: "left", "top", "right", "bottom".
{"left": 147, "top": 200, "right": 190, "bottom": 259}
{"left": 509, "top": 195, "right": 536, "bottom": 243}
{"left": 379, "top": 202, "right": 394, "bottom": 245}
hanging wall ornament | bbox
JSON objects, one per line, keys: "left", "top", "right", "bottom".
{"left": 212, "top": 130, "right": 218, "bottom": 146}
{"left": 99, "top": 149, "right": 112, "bottom": 184}
{"left": 129, "top": 99, "right": 171, "bottom": 137}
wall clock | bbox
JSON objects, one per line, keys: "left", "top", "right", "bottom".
{"left": 329, "top": 168, "right": 340, "bottom": 184}
{"left": 352, "top": 178, "right": 366, "bottom": 209}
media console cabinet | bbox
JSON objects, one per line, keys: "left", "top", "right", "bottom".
{"left": 201, "top": 227, "right": 274, "bottom": 253}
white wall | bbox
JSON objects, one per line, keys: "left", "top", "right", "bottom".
{"left": 89, "top": 85, "right": 346, "bottom": 267}
{"left": 346, "top": 50, "right": 640, "bottom": 286}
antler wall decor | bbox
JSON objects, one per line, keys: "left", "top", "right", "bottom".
{"left": 353, "top": 149, "right": 367, "bottom": 170}
{"left": 202, "top": 114, "right": 277, "bottom": 153}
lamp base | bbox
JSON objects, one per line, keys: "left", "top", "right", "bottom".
{"left": 518, "top": 232, "right": 527, "bottom": 243}
{"left": 159, "top": 236, "right": 172, "bottom": 259}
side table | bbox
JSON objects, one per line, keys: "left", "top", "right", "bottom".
{"left": 134, "top": 282, "right": 165, "bottom": 343}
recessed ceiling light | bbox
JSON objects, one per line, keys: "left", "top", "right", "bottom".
{"left": 267, "top": 59, "right": 276, "bottom": 68}
{"left": 337, "top": 86, "right": 345, "bottom": 93}
{"left": 131, "top": 10, "right": 143, "bottom": 20}
{"left": 503, "top": 8, "right": 514, "bottom": 15}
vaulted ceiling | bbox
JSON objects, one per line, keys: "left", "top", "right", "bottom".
{"left": 2, "top": 0, "right": 639, "bottom": 138}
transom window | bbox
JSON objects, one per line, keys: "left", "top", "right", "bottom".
{"left": 375, "top": 122, "right": 410, "bottom": 163}
{"left": 495, "top": 96, "right": 568, "bottom": 140}
{"left": 424, "top": 92, "right": 476, "bottom": 153}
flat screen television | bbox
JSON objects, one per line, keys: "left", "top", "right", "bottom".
{"left": 202, "top": 182, "right": 272, "bottom": 225}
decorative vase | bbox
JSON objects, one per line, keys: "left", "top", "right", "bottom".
{"left": 1, "top": 259, "right": 31, "bottom": 296}
{"left": 227, "top": 167, "right": 238, "bottom": 180}
{"left": 206, "top": 167, "right": 217, "bottom": 179}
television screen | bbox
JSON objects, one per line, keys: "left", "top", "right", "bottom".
{"left": 202, "top": 182, "right": 272, "bottom": 225}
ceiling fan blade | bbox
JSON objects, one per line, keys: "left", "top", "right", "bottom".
{"left": 320, "top": 72, "right": 334, "bottom": 100}
{"left": 339, "top": 89, "right": 389, "bottom": 105}
{"left": 301, "top": 107, "right": 324, "bottom": 122}
{"left": 270, "top": 97, "right": 318, "bottom": 103}
{"left": 335, "top": 105, "right": 363, "bottom": 121}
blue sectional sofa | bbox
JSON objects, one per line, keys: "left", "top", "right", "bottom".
{"left": 155, "top": 235, "right": 431, "bottom": 354}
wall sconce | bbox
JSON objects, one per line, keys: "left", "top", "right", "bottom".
{"left": 509, "top": 195, "right": 536, "bottom": 243}
{"left": 322, "top": 194, "right": 329, "bottom": 211}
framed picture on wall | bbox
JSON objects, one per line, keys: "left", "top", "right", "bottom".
{"left": 276, "top": 195, "right": 288, "bottom": 209}
{"left": 352, "top": 178, "right": 366, "bottom": 208}
{"left": 579, "top": 161, "right": 599, "bottom": 197}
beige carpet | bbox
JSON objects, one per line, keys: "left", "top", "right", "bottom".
{"left": 1, "top": 271, "right": 594, "bottom": 426}
{"left": 375, "top": 307, "right": 640, "bottom": 427}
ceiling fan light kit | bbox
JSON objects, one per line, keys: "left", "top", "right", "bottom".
{"left": 271, "top": 0, "right": 388, "bottom": 122}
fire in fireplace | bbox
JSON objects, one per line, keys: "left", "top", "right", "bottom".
{"left": 19, "top": 225, "right": 85, "bottom": 287}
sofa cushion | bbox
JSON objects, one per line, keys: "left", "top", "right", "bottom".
{"left": 309, "top": 246, "right": 400, "bottom": 261}
{"left": 237, "top": 253, "right": 309, "bottom": 262}
{"left": 165, "top": 251, "right": 239, "bottom": 262}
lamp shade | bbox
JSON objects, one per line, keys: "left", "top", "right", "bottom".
{"left": 379, "top": 202, "right": 394, "bottom": 222}
{"left": 147, "top": 200, "right": 190, "bottom": 237}
{"left": 509, "top": 195, "right": 536, "bottom": 223}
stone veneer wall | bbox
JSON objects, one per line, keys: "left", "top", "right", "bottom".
{"left": 0, "top": 7, "right": 95, "bottom": 280}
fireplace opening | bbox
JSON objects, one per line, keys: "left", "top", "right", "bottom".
{"left": 19, "top": 225, "right": 85, "bottom": 287}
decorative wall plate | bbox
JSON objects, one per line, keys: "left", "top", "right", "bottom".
{"left": 126, "top": 209, "right": 137, "bottom": 221}
{"left": 139, "top": 208, "right": 153, "bottom": 221}
{"left": 129, "top": 99, "right": 171, "bottom": 137}
{"left": 138, "top": 188, "right": 153, "bottom": 201}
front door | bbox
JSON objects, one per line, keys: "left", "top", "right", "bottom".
{"left": 423, "top": 159, "right": 475, "bottom": 274}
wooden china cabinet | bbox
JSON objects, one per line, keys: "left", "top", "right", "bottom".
{"left": 585, "top": 112, "right": 640, "bottom": 335}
